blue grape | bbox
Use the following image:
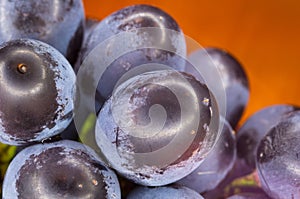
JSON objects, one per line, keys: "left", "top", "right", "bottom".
{"left": 76, "top": 4, "right": 186, "bottom": 100}
{"left": 0, "top": 0, "right": 85, "bottom": 64}
{"left": 2, "top": 140, "right": 121, "bottom": 199}
{"left": 0, "top": 39, "right": 76, "bottom": 145}
{"left": 235, "top": 104, "right": 298, "bottom": 177}
{"left": 256, "top": 110, "right": 300, "bottom": 199}
{"left": 83, "top": 18, "right": 100, "bottom": 41}
{"left": 127, "top": 185, "right": 204, "bottom": 199}
{"left": 186, "top": 47, "right": 249, "bottom": 127}
{"left": 95, "top": 70, "right": 219, "bottom": 186}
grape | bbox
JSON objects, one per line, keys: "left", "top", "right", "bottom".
{"left": 202, "top": 173, "right": 273, "bottom": 199}
{"left": 2, "top": 140, "right": 121, "bottom": 199}
{"left": 95, "top": 70, "right": 219, "bottom": 186}
{"left": 127, "top": 185, "right": 204, "bottom": 199}
{"left": 227, "top": 191, "right": 271, "bottom": 199}
{"left": 0, "top": 0, "right": 84, "bottom": 64}
{"left": 83, "top": 18, "right": 100, "bottom": 42}
{"left": 73, "top": 17, "right": 105, "bottom": 111}
{"left": 74, "top": 18, "right": 100, "bottom": 70}
{"left": 186, "top": 47, "right": 249, "bottom": 127}
{"left": 177, "top": 119, "right": 236, "bottom": 193}
{"left": 0, "top": 39, "right": 76, "bottom": 145}
{"left": 59, "top": 121, "right": 79, "bottom": 141}
{"left": 235, "top": 105, "right": 298, "bottom": 177}
{"left": 0, "top": 2, "right": 296, "bottom": 198}
{"left": 256, "top": 110, "right": 300, "bottom": 199}
{"left": 80, "top": 4, "right": 185, "bottom": 64}
{"left": 76, "top": 4, "right": 186, "bottom": 100}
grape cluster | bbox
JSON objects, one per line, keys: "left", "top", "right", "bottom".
{"left": 0, "top": 1, "right": 298, "bottom": 199}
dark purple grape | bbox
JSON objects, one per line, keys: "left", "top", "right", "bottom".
{"left": 2, "top": 140, "right": 121, "bottom": 199}
{"left": 76, "top": 4, "right": 186, "bottom": 100}
{"left": 118, "top": 176, "right": 137, "bottom": 198}
{"left": 59, "top": 121, "right": 79, "bottom": 141}
{"left": 256, "top": 111, "right": 300, "bottom": 199}
{"left": 95, "top": 70, "right": 219, "bottom": 186}
{"left": 235, "top": 105, "right": 298, "bottom": 177}
{"left": 177, "top": 119, "right": 236, "bottom": 193}
{"left": 0, "top": 39, "right": 76, "bottom": 145}
{"left": 127, "top": 185, "right": 204, "bottom": 199}
{"left": 0, "top": 0, "right": 85, "bottom": 64}
{"left": 186, "top": 47, "right": 249, "bottom": 128}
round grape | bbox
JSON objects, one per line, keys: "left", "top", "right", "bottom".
{"left": 0, "top": 0, "right": 84, "bottom": 64}
{"left": 256, "top": 110, "right": 300, "bottom": 199}
{"left": 127, "top": 185, "right": 204, "bottom": 199}
{"left": 236, "top": 104, "right": 298, "bottom": 177}
{"left": 3, "top": 140, "right": 121, "bottom": 199}
{"left": 95, "top": 70, "right": 219, "bottom": 186}
{"left": 186, "top": 47, "right": 249, "bottom": 127}
{"left": 76, "top": 4, "right": 186, "bottom": 100}
{"left": 0, "top": 39, "right": 76, "bottom": 145}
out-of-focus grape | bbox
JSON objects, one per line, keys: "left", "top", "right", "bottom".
{"left": 256, "top": 110, "right": 300, "bottom": 199}
{"left": 235, "top": 105, "right": 298, "bottom": 177}
{"left": 186, "top": 47, "right": 249, "bottom": 128}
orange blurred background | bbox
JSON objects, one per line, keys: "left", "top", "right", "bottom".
{"left": 83, "top": 0, "right": 300, "bottom": 123}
